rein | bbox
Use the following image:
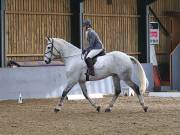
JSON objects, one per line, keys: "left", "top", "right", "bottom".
{"left": 45, "top": 38, "right": 81, "bottom": 59}
{"left": 44, "top": 39, "right": 60, "bottom": 60}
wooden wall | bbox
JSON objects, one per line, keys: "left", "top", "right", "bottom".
{"left": 84, "top": 0, "right": 139, "bottom": 57}
{"left": 150, "top": 0, "right": 180, "bottom": 63}
{"left": 84, "top": 0, "right": 180, "bottom": 63}
{"left": 5, "top": 0, "right": 180, "bottom": 64}
{"left": 5, "top": 0, "right": 71, "bottom": 61}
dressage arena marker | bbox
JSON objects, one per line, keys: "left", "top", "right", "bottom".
{"left": 149, "top": 92, "right": 180, "bottom": 97}
{"left": 67, "top": 94, "right": 103, "bottom": 100}
{"left": 18, "top": 92, "right": 23, "bottom": 104}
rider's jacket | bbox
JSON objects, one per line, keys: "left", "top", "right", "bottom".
{"left": 85, "top": 28, "right": 103, "bottom": 52}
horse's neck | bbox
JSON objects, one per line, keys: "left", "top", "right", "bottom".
{"left": 65, "top": 46, "right": 81, "bottom": 57}
{"left": 55, "top": 39, "right": 81, "bottom": 57}
{"left": 55, "top": 38, "right": 82, "bottom": 64}
{"left": 63, "top": 54, "right": 83, "bottom": 66}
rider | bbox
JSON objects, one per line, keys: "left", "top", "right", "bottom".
{"left": 82, "top": 19, "right": 105, "bottom": 76}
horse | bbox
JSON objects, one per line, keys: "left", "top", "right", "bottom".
{"left": 44, "top": 37, "right": 149, "bottom": 113}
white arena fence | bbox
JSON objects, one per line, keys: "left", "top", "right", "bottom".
{"left": 0, "top": 64, "right": 153, "bottom": 100}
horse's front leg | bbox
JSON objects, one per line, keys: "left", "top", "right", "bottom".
{"left": 54, "top": 83, "right": 75, "bottom": 112}
{"left": 105, "top": 75, "right": 121, "bottom": 112}
{"left": 79, "top": 82, "right": 101, "bottom": 112}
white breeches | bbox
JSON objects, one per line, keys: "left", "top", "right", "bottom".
{"left": 86, "top": 49, "right": 103, "bottom": 58}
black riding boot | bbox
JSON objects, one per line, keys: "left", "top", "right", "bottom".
{"left": 86, "top": 58, "right": 95, "bottom": 76}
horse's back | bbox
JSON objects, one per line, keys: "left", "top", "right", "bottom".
{"left": 97, "top": 51, "right": 131, "bottom": 65}
{"left": 95, "top": 51, "right": 133, "bottom": 73}
{"left": 106, "top": 51, "right": 129, "bottom": 58}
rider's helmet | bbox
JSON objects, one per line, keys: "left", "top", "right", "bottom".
{"left": 83, "top": 20, "right": 92, "bottom": 27}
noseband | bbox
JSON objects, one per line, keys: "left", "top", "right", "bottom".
{"left": 45, "top": 38, "right": 61, "bottom": 60}
{"left": 45, "top": 38, "right": 82, "bottom": 60}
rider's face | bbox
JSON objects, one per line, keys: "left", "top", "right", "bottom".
{"left": 83, "top": 26, "right": 87, "bottom": 31}
{"left": 83, "top": 25, "right": 91, "bottom": 31}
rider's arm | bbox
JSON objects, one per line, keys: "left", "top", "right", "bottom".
{"left": 86, "top": 31, "right": 96, "bottom": 52}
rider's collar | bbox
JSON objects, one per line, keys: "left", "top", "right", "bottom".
{"left": 86, "top": 27, "right": 92, "bottom": 31}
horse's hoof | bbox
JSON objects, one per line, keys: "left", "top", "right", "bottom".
{"left": 54, "top": 108, "right": 60, "bottom": 113}
{"left": 96, "top": 106, "right": 101, "bottom": 112}
{"left": 144, "top": 106, "right": 148, "bottom": 112}
{"left": 105, "top": 108, "right": 112, "bottom": 112}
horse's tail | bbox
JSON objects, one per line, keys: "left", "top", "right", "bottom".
{"left": 129, "top": 56, "right": 149, "bottom": 94}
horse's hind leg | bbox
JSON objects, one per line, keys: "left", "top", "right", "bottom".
{"left": 79, "top": 82, "right": 101, "bottom": 112}
{"left": 105, "top": 75, "right": 121, "bottom": 112}
{"left": 125, "top": 79, "right": 148, "bottom": 112}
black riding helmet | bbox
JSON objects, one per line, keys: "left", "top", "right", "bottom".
{"left": 83, "top": 20, "right": 92, "bottom": 27}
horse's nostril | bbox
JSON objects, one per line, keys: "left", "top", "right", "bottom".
{"left": 45, "top": 59, "right": 51, "bottom": 64}
{"left": 45, "top": 60, "right": 48, "bottom": 64}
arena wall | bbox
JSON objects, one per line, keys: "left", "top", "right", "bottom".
{"left": 0, "top": 64, "right": 153, "bottom": 100}
{"left": 171, "top": 44, "right": 180, "bottom": 90}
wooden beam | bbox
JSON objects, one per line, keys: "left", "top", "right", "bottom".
{"left": 147, "top": 0, "right": 157, "bottom": 5}
{"left": 84, "top": 13, "right": 140, "bottom": 18}
{"left": 7, "top": 54, "right": 44, "bottom": 57}
{"left": 149, "top": 7, "right": 170, "bottom": 37}
{"left": 137, "top": 0, "right": 148, "bottom": 63}
{"left": 126, "top": 52, "right": 141, "bottom": 55}
{"left": 0, "top": 0, "right": 5, "bottom": 67}
{"left": 5, "top": 11, "right": 73, "bottom": 16}
{"left": 70, "top": 0, "right": 80, "bottom": 48}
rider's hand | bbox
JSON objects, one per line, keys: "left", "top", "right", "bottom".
{"left": 82, "top": 49, "right": 86, "bottom": 55}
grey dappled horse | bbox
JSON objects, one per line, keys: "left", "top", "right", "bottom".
{"left": 44, "top": 37, "right": 148, "bottom": 113}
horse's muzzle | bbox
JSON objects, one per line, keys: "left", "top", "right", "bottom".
{"left": 45, "top": 59, "right": 51, "bottom": 64}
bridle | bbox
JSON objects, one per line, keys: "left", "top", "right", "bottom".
{"left": 44, "top": 38, "right": 61, "bottom": 61}
{"left": 44, "top": 38, "right": 82, "bottom": 61}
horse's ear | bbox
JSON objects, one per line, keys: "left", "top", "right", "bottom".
{"left": 46, "top": 37, "right": 51, "bottom": 41}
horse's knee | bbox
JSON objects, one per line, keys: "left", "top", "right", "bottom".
{"left": 115, "top": 89, "right": 121, "bottom": 95}
{"left": 62, "top": 92, "right": 66, "bottom": 98}
{"left": 62, "top": 90, "right": 69, "bottom": 98}
{"left": 83, "top": 94, "right": 89, "bottom": 99}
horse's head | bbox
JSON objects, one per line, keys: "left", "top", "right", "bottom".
{"left": 44, "top": 37, "right": 60, "bottom": 64}
{"left": 44, "top": 37, "right": 81, "bottom": 64}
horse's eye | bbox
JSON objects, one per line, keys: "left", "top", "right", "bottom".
{"left": 47, "top": 47, "right": 51, "bottom": 49}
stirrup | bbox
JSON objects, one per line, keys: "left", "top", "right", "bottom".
{"left": 88, "top": 69, "right": 95, "bottom": 76}
{"left": 85, "top": 69, "right": 95, "bottom": 76}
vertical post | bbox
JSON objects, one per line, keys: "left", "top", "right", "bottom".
{"left": 137, "top": 0, "right": 151, "bottom": 63}
{"left": 137, "top": 0, "right": 147, "bottom": 63}
{"left": 146, "top": 4, "right": 150, "bottom": 63}
{"left": 70, "top": 0, "right": 80, "bottom": 48}
{"left": 0, "top": 0, "right": 5, "bottom": 67}
{"left": 79, "top": 0, "right": 83, "bottom": 50}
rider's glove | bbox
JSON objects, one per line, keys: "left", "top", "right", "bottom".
{"left": 82, "top": 49, "right": 86, "bottom": 55}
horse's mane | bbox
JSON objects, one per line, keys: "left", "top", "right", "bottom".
{"left": 54, "top": 38, "right": 81, "bottom": 51}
